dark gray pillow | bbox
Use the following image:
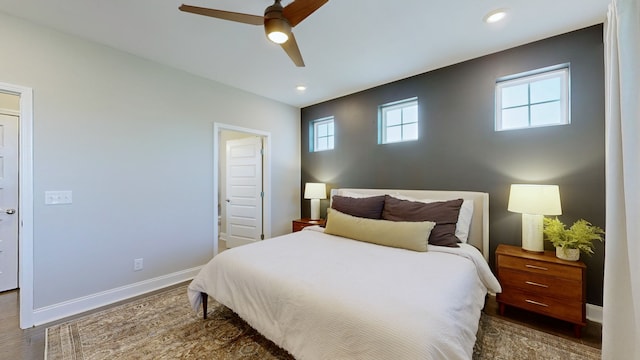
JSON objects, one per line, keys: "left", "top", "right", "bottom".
{"left": 381, "top": 195, "right": 463, "bottom": 247}
{"left": 331, "top": 195, "right": 386, "bottom": 219}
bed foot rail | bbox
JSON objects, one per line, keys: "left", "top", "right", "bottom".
{"left": 201, "top": 292, "right": 208, "bottom": 319}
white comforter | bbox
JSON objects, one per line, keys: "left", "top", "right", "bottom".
{"left": 188, "top": 227, "right": 501, "bottom": 360}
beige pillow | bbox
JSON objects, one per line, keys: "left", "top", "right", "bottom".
{"left": 324, "top": 208, "right": 435, "bottom": 252}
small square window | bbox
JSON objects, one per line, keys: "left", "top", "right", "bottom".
{"left": 379, "top": 98, "right": 419, "bottom": 144}
{"left": 310, "top": 117, "right": 334, "bottom": 152}
{"left": 495, "top": 65, "right": 570, "bottom": 131}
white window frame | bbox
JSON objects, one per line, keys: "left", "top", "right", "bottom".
{"left": 495, "top": 64, "right": 570, "bottom": 131}
{"left": 310, "top": 116, "right": 334, "bottom": 152}
{"left": 378, "top": 97, "right": 419, "bottom": 144}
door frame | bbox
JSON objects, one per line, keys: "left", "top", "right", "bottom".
{"left": 213, "top": 123, "right": 271, "bottom": 256}
{"left": 0, "top": 82, "right": 34, "bottom": 329}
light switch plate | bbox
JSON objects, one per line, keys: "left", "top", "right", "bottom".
{"left": 45, "top": 191, "right": 73, "bottom": 205}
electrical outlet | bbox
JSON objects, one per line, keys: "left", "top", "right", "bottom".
{"left": 134, "top": 258, "right": 143, "bottom": 271}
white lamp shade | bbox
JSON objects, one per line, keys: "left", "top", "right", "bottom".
{"left": 508, "top": 184, "right": 562, "bottom": 215}
{"left": 304, "top": 183, "right": 327, "bottom": 200}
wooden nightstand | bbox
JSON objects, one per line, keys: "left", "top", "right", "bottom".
{"left": 292, "top": 218, "right": 326, "bottom": 232}
{"left": 495, "top": 244, "right": 586, "bottom": 337}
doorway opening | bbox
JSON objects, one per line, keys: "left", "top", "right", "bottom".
{"left": 0, "top": 82, "right": 34, "bottom": 329}
{"left": 0, "top": 92, "right": 19, "bottom": 293}
{"left": 213, "top": 123, "right": 271, "bottom": 255}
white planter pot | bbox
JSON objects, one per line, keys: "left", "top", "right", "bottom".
{"left": 556, "top": 247, "right": 580, "bottom": 261}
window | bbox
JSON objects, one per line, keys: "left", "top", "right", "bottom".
{"left": 310, "top": 117, "right": 334, "bottom": 152}
{"left": 379, "top": 98, "right": 419, "bottom": 144}
{"left": 495, "top": 64, "right": 570, "bottom": 131}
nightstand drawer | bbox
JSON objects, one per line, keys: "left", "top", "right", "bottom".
{"left": 498, "top": 254, "right": 582, "bottom": 281}
{"left": 498, "top": 268, "right": 582, "bottom": 301}
{"left": 498, "top": 288, "right": 585, "bottom": 324}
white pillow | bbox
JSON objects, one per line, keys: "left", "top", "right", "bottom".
{"left": 389, "top": 194, "right": 474, "bottom": 243}
{"left": 338, "top": 190, "right": 379, "bottom": 198}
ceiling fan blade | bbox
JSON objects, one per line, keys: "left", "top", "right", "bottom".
{"left": 283, "top": 0, "right": 328, "bottom": 27}
{"left": 280, "top": 32, "right": 305, "bottom": 67}
{"left": 179, "top": 4, "right": 264, "bottom": 25}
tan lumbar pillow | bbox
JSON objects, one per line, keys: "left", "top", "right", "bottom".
{"left": 324, "top": 208, "right": 435, "bottom": 252}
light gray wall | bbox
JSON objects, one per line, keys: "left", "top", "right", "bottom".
{"left": 0, "top": 13, "right": 300, "bottom": 308}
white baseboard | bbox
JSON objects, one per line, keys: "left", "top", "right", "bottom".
{"left": 32, "top": 266, "right": 202, "bottom": 327}
{"left": 586, "top": 303, "right": 603, "bottom": 324}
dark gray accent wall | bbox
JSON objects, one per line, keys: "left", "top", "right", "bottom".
{"left": 300, "top": 25, "right": 605, "bottom": 306}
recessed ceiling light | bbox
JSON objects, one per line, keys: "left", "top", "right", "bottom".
{"left": 484, "top": 9, "right": 508, "bottom": 23}
{"left": 296, "top": 85, "right": 307, "bottom": 91}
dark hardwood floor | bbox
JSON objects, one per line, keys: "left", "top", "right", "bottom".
{"left": 0, "top": 289, "right": 45, "bottom": 360}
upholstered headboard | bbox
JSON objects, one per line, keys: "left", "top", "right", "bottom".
{"left": 330, "top": 188, "right": 490, "bottom": 261}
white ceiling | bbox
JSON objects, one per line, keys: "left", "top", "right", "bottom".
{"left": 0, "top": 0, "right": 609, "bottom": 108}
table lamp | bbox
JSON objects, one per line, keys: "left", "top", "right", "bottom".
{"left": 508, "top": 184, "right": 562, "bottom": 252}
{"left": 304, "top": 183, "right": 326, "bottom": 220}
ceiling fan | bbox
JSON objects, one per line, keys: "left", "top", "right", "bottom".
{"left": 179, "top": 0, "right": 329, "bottom": 67}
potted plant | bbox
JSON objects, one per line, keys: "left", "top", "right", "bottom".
{"left": 543, "top": 217, "right": 605, "bottom": 261}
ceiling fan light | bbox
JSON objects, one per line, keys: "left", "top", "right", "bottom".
{"left": 265, "top": 18, "right": 290, "bottom": 44}
{"left": 268, "top": 30, "right": 289, "bottom": 44}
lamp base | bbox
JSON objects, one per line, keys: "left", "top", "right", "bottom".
{"left": 521, "top": 213, "right": 544, "bottom": 253}
{"left": 310, "top": 198, "right": 320, "bottom": 220}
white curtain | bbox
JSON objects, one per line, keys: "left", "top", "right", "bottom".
{"left": 602, "top": 0, "right": 640, "bottom": 359}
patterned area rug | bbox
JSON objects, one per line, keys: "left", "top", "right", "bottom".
{"left": 473, "top": 314, "right": 601, "bottom": 360}
{"left": 46, "top": 285, "right": 601, "bottom": 360}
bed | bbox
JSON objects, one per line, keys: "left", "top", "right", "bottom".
{"left": 188, "top": 188, "right": 501, "bottom": 359}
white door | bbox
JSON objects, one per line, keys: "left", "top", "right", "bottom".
{"left": 0, "top": 114, "right": 19, "bottom": 292}
{"left": 225, "top": 136, "right": 263, "bottom": 248}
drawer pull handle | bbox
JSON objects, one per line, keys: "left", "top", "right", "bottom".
{"left": 525, "top": 264, "right": 548, "bottom": 271}
{"left": 525, "top": 299, "right": 549, "bottom": 307}
{"left": 525, "top": 281, "right": 549, "bottom": 288}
